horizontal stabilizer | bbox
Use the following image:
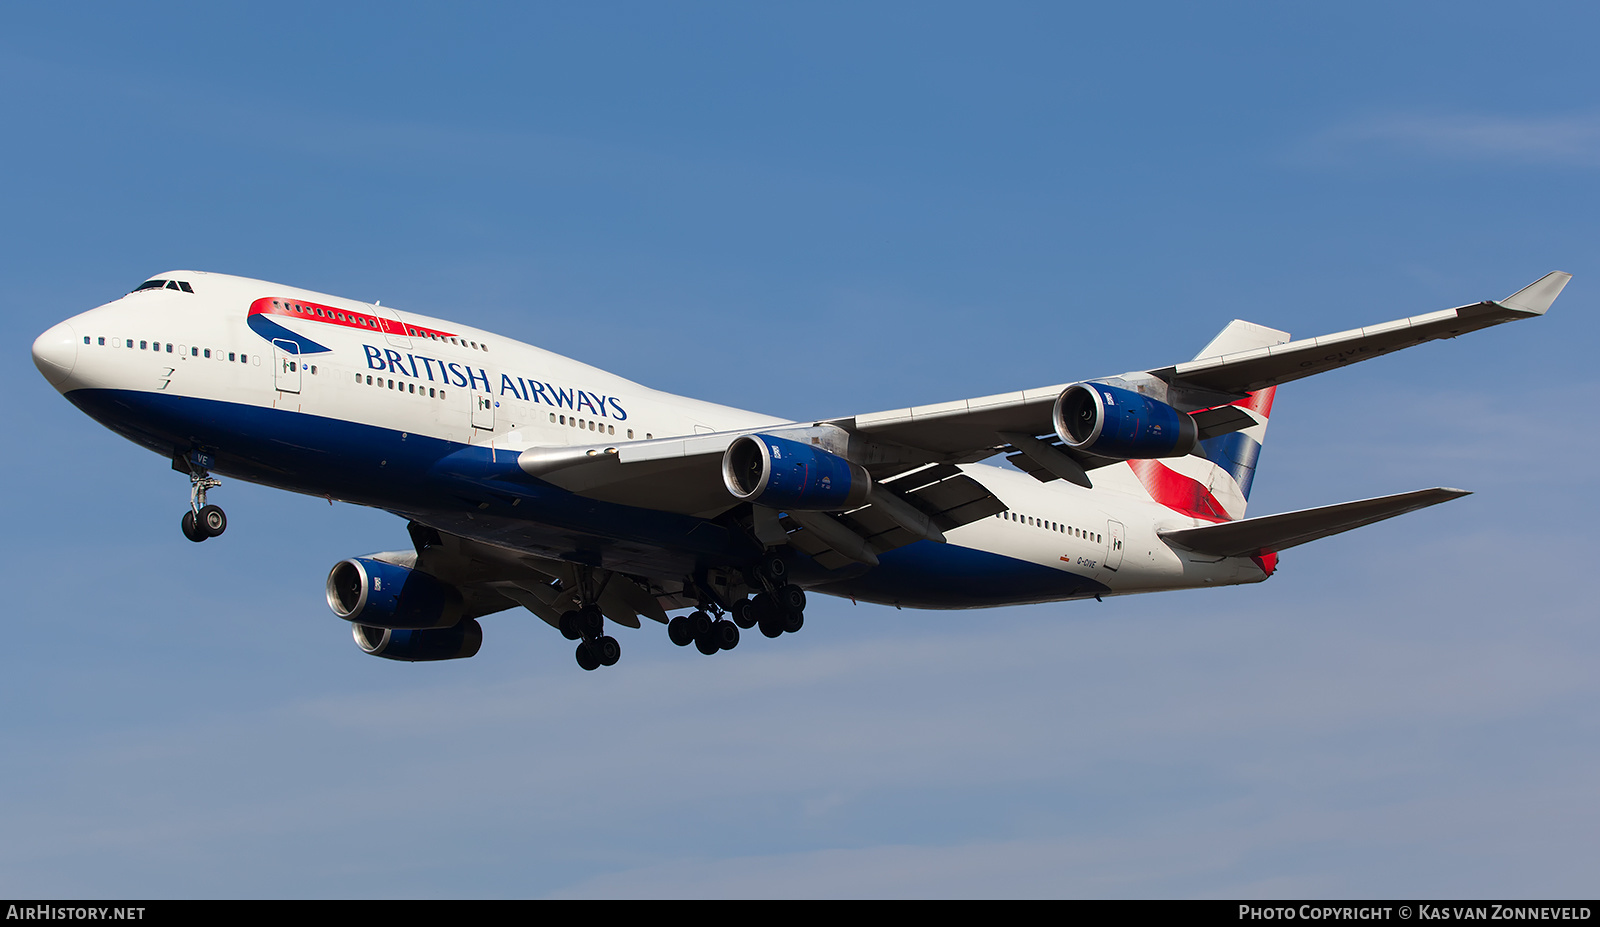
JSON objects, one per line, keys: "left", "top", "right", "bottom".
{"left": 1158, "top": 487, "right": 1470, "bottom": 557}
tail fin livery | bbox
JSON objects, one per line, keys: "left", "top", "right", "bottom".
{"left": 1125, "top": 320, "right": 1290, "bottom": 521}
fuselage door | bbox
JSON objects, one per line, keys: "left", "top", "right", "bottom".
{"left": 272, "top": 339, "right": 302, "bottom": 394}
{"left": 472, "top": 392, "right": 495, "bottom": 430}
{"left": 1105, "top": 519, "right": 1125, "bottom": 571}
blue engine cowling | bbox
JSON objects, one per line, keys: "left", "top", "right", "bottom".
{"left": 1052, "top": 383, "right": 1198, "bottom": 459}
{"left": 325, "top": 557, "right": 463, "bottom": 630}
{"left": 722, "top": 434, "right": 872, "bottom": 510}
{"left": 352, "top": 620, "right": 483, "bottom": 662}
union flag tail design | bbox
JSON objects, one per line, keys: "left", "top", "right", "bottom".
{"left": 1125, "top": 320, "right": 1288, "bottom": 522}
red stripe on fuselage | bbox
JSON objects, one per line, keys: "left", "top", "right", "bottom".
{"left": 247, "top": 297, "right": 457, "bottom": 342}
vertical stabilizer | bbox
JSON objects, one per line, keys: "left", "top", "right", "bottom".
{"left": 1124, "top": 320, "right": 1289, "bottom": 520}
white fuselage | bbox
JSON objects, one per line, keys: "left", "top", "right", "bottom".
{"left": 34, "top": 270, "right": 1269, "bottom": 609}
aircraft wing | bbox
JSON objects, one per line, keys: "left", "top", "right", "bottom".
{"left": 381, "top": 522, "right": 676, "bottom": 629}
{"left": 1149, "top": 271, "right": 1570, "bottom": 395}
{"left": 839, "top": 272, "right": 1569, "bottom": 462}
{"left": 511, "top": 273, "right": 1561, "bottom": 569}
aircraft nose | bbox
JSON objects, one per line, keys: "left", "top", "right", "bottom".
{"left": 32, "top": 320, "right": 79, "bottom": 387}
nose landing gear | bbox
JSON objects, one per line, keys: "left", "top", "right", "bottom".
{"left": 178, "top": 461, "right": 227, "bottom": 543}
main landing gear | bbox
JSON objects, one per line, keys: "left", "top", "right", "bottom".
{"left": 557, "top": 568, "right": 621, "bottom": 671}
{"left": 666, "top": 554, "right": 806, "bottom": 656}
{"left": 179, "top": 466, "right": 227, "bottom": 543}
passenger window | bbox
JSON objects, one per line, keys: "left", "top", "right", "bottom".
{"left": 98, "top": 337, "right": 105, "bottom": 345}
{"left": 204, "top": 349, "right": 211, "bottom": 358}
{"left": 140, "top": 341, "right": 147, "bottom": 350}
{"left": 191, "top": 347, "right": 198, "bottom": 356}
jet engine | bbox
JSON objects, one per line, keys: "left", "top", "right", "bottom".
{"left": 352, "top": 620, "right": 483, "bottom": 662}
{"left": 1052, "top": 382, "right": 1198, "bottom": 459}
{"left": 325, "top": 557, "right": 464, "bottom": 630}
{"left": 722, "top": 434, "right": 871, "bottom": 510}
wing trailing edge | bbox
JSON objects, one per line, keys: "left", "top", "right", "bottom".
{"left": 1158, "top": 487, "right": 1471, "bottom": 557}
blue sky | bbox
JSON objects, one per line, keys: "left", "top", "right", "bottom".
{"left": 2, "top": 2, "right": 1597, "bottom": 898}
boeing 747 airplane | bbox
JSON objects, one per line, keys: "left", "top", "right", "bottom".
{"left": 30, "top": 271, "right": 1568, "bottom": 670}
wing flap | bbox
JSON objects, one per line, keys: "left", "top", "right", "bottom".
{"left": 778, "top": 466, "right": 1007, "bottom": 569}
{"left": 1158, "top": 487, "right": 1470, "bottom": 557}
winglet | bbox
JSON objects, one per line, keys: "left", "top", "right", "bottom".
{"left": 1500, "top": 271, "right": 1572, "bottom": 315}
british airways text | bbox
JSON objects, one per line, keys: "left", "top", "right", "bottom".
{"left": 362, "top": 344, "right": 627, "bottom": 419}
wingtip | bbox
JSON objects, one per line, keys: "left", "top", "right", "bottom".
{"left": 1500, "top": 271, "right": 1572, "bottom": 315}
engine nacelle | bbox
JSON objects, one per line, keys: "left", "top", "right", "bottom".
{"left": 1053, "top": 382, "right": 1198, "bottom": 459}
{"left": 326, "top": 557, "right": 463, "bottom": 630}
{"left": 353, "top": 620, "right": 483, "bottom": 662}
{"left": 722, "top": 433, "right": 872, "bottom": 511}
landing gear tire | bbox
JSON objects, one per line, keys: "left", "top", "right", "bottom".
{"left": 559, "top": 611, "right": 582, "bottom": 641}
{"left": 694, "top": 627, "right": 720, "bottom": 655}
{"left": 595, "top": 635, "right": 621, "bottom": 666}
{"left": 754, "top": 594, "right": 784, "bottom": 638}
{"left": 180, "top": 510, "right": 207, "bottom": 543}
{"left": 785, "top": 611, "right": 804, "bottom": 633}
{"left": 667, "top": 615, "right": 694, "bottom": 646}
{"left": 198, "top": 504, "right": 227, "bottom": 537}
{"left": 730, "top": 598, "right": 757, "bottom": 630}
{"left": 715, "top": 619, "right": 740, "bottom": 651}
{"left": 759, "top": 553, "right": 788, "bottom": 584}
{"left": 575, "top": 640, "right": 601, "bottom": 671}
{"left": 777, "top": 584, "right": 806, "bottom": 617}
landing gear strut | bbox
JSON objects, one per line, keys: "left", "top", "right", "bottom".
{"left": 179, "top": 463, "right": 226, "bottom": 543}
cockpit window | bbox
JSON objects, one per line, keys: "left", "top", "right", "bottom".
{"left": 131, "top": 279, "right": 194, "bottom": 293}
